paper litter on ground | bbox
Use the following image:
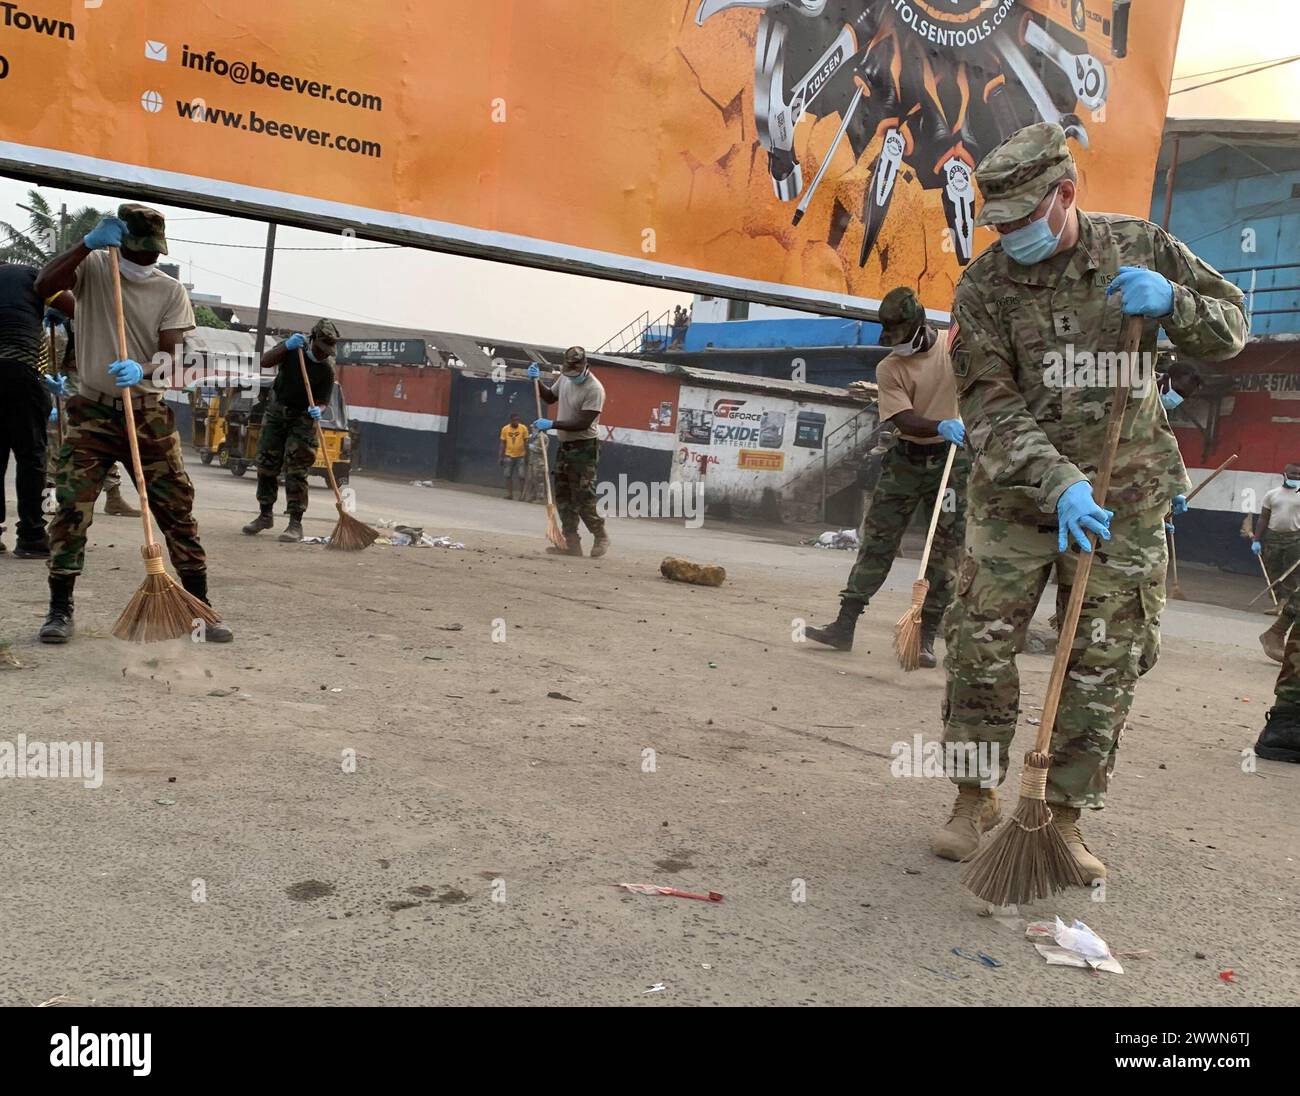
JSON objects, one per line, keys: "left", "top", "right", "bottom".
{"left": 812, "top": 529, "right": 860, "bottom": 550}
{"left": 1026, "top": 918, "right": 1124, "bottom": 974}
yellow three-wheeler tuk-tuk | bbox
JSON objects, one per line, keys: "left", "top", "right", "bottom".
{"left": 189, "top": 383, "right": 353, "bottom": 486}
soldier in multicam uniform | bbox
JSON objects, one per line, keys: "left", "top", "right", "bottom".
{"left": 932, "top": 123, "right": 1246, "bottom": 879}
{"left": 805, "top": 286, "right": 968, "bottom": 667}
{"left": 528, "top": 346, "right": 610, "bottom": 558}
{"left": 1255, "top": 583, "right": 1300, "bottom": 763}
{"left": 34, "top": 204, "right": 234, "bottom": 644}
{"left": 241, "top": 319, "right": 339, "bottom": 543}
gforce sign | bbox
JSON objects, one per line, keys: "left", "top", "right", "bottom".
{"left": 712, "top": 398, "right": 762, "bottom": 445}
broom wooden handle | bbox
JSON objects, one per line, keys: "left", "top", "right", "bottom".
{"left": 915, "top": 443, "right": 958, "bottom": 580}
{"left": 107, "top": 247, "right": 158, "bottom": 553}
{"left": 1183, "top": 453, "right": 1238, "bottom": 506}
{"left": 1034, "top": 316, "right": 1143, "bottom": 754}
{"left": 534, "top": 377, "right": 556, "bottom": 506}
{"left": 1258, "top": 555, "right": 1280, "bottom": 607}
{"left": 49, "top": 321, "right": 65, "bottom": 446}
{"left": 296, "top": 347, "right": 345, "bottom": 506}
{"left": 1250, "top": 553, "right": 1300, "bottom": 606}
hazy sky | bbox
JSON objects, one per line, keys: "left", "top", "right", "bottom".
{"left": 2, "top": 0, "right": 1295, "bottom": 345}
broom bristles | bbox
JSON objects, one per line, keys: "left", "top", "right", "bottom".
{"left": 328, "top": 503, "right": 380, "bottom": 551}
{"left": 544, "top": 503, "right": 567, "bottom": 548}
{"left": 892, "top": 578, "right": 929, "bottom": 671}
{"left": 960, "top": 752, "right": 1090, "bottom": 906}
{"left": 113, "top": 548, "right": 220, "bottom": 643}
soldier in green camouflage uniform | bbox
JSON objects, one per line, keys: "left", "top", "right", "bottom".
{"left": 530, "top": 346, "right": 610, "bottom": 558}
{"left": 34, "top": 203, "right": 233, "bottom": 643}
{"left": 1255, "top": 585, "right": 1300, "bottom": 763}
{"left": 932, "top": 124, "right": 1247, "bottom": 879}
{"left": 241, "top": 319, "right": 338, "bottom": 543}
{"left": 806, "top": 287, "right": 969, "bottom": 666}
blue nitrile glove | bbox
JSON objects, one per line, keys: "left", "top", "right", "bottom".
{"left": 527, "top": 364, "right": 541, "bottom": 380}
{"left": 1165, "top": 522, "right": 1176, "bottom": 536}
{"left": 1107, "top": 265, "right": 1174, "bottom": 318}
{"left": 44, "top": 307, "right": 69, "bottom": 329}
{"left": 937, "top": 419, "right": 965, "bottom": 446}
{"left": 1252, "top": 540, "right": 1263, "bottom": 556}
{"left": 42, "top": 373, "right": 68, "bottom": 397}
{"left": 285, "top": 332, "right": 307, "bottom": 351}
{"left": 1171, "top": 494, "right": 1188, "bottom": 515}
{"left": 533, "top": 417, "right": 553, "bottom": 431}
{"left": 1056, "top": 480, "right": 1113, "bottom": 554}
{"left": 109, "top": 359, "right": 144, "bottom": 387}
{"left": 49, "top": 406, "right": 59, "bottom": 423}
{"left": 307, "top": 406, "right": 322, "bottom": 421}
{"left": 84, "top": 217, "right": 127, "bottom": 251}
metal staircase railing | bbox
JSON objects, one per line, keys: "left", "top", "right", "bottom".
{"left": 781, "top": 404, "right": 884, "bottom": 522}
{"left": 595, "top": 307, "right": 676, "bottom": 355}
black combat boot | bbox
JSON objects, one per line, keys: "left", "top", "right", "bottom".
{"left": 918, "top": 628, "right": 938, "bottom": 669}
{"left": 242, "top": 507, "right": 274, "bottom": 535}
{"left": 805, "top": 600, "right": 863, "bottom": 651}
{"left": 1254, "top": 706, "right": 1300, "bottom": 763}
{"left": 279, "top": 514, "right": 305, "bottom": 543}
{"left": 39, "top": 574, "right": 76, "bottom": 644}
{"left": 179, "top": 572, "right": 235, "bottom": 644}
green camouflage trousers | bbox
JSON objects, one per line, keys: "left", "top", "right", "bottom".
{"left": 942, "top": 501, "right": 1167, "bottom": 809}
{"left": 554, "top": 438, "right": 605, "bottom": 537}
{"left": 1262, "top": 529, "right": 1300, "bottom": 626}
{"left": 840, "top": 441, "right": 969, "bottom": 636}
{"left": 255, "top": 401, "right": 317, "bottom": 516}
{"left": 1275, "top": 588, "right": 1300, "bottom": 711}
{"left": 48, "top": 395, "right": 206, "bottom": 577}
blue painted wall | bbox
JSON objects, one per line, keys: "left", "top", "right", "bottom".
{"left": 683, "top": 317, "right": 883, "bottom": 351}
{"left": 1151, "top": 142, "right": 1300, "bottom": 336}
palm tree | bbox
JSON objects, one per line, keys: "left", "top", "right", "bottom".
{"left": 0, "top": 190, "right": 112, "bottom": 266}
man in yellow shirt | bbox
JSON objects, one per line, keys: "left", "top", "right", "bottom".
{"left": 499, "top": 412, "right": 529, "bottom": 500}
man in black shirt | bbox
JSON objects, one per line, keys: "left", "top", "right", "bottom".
{"left": 0, "top": 263, "right": 73, "bottom": 557}
{"left": 241, "top": 319, "right": 338, "bottom": 542}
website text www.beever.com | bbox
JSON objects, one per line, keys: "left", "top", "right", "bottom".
{"left": 175, "top": 99, "right": 381, "bottom": 159}
{"left": 179, "top": 45, "right": 382, "bottom": 112}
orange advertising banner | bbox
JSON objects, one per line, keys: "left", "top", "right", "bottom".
{"left": 0, "top": 0, "right": 1183, "bottom": 317}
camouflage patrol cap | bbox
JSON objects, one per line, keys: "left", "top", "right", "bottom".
{"left": 878, "top": 286, "right": 926, "bottom": 345}
{"left": 973, "top": 122, "right": 1075, "bottom": 227}
{"left": 117, "top": 203, "right": 168, "bottom": 254}
{"left": 563, "top": 345, "right": 587, "bottom": 366}
{"left": 311, "top": 318, "right": 340, "bottom": 343}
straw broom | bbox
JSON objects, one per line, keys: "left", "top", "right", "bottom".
{"left": 296, "top": 348, "right": 378, "bottom": 550}
{"left": 106, "top": 248, "right": 221, "bottom": 642}
{"left": 962, "top": 316, "right": 1144, "bottom": 906}
{"left": 1258, "top": 556, "right": 1280, "bottom": 609}
{"left": 894, "top": 442, "right": 958, "bottom": 670}
{"left": 1250, "top": 554, "right": 1300, "bottom": 608}
{"left": 1167, "top": 453, "right": 1237, "bottom": 601}
{"left": 534, "top": 377, "right": 567, "bottom": 548}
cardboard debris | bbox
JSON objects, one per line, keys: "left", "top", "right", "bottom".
{"left": 1027, "top": 918, "right": 1124, "bottom": 974}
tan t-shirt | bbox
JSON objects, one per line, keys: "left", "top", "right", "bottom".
{"left": 1263, "top": 486, "right": 1300, "bottom": 532}
{"left": 874, "top": 337, "right": 958, "bottom": 444}
{"left": 553, "top": 372, "right": 606, "bottom": 442}
{"left": 73, "top": 250, "right": 195, "bottom": 396}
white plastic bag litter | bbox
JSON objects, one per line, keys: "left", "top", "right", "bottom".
{"left": 1026, "top": 918, "right": 1124, "bottom": 974}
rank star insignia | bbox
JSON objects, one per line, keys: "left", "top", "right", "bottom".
{"left": 1054, "top": 310, "right": 1082, "bottom": 337}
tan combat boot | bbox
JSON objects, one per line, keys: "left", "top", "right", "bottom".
{"left": 104, "top": 485, "right": 141, "bottom": 517}
{"left": 1051, "top": 805, "right": 1106, "bottom": 883}
{"left": 1260, "top": 619, "right": 1289, "bottom": 663}
{"left": 932, "top": 786, "right": 1001, "bottom": 861}
{"left": 546, "top": 534, "right": 583, "bottom": 557}
{"left": 589, "top": 533, "right": 610, "bottom": 558}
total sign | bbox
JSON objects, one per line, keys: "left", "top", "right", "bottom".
{"left": 711, "top": 398, "right": 762, "bottom": 446}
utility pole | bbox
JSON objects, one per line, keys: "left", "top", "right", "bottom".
{"left": 253, "top": 222, "right": 277, "bottom": 368}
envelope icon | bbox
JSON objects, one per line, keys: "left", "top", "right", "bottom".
{"left": 145, "top": 40, "right": 168, "bottom": 63}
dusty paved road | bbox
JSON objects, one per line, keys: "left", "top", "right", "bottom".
{"left": 1, "top": 463, "right": 1296, "bottom": 1006}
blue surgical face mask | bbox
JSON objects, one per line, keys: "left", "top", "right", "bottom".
{"left": 1285, "top": 477, "right": 1300, "bottom": 489}
{"left": 999, "top": 189, "right": 1065, "bottom": 265}
{"left": 563, "top": 367, "right": 589, "bottom": 385}
{"left": 1160, "top": 390, "right": 1184, "bottom": 411}
{"left": 306, "top": 347, "right": 320, "bottom": 363}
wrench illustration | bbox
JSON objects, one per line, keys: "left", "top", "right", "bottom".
{"left": 1023, "top": 21, "right": 1108, "bottom": 112}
